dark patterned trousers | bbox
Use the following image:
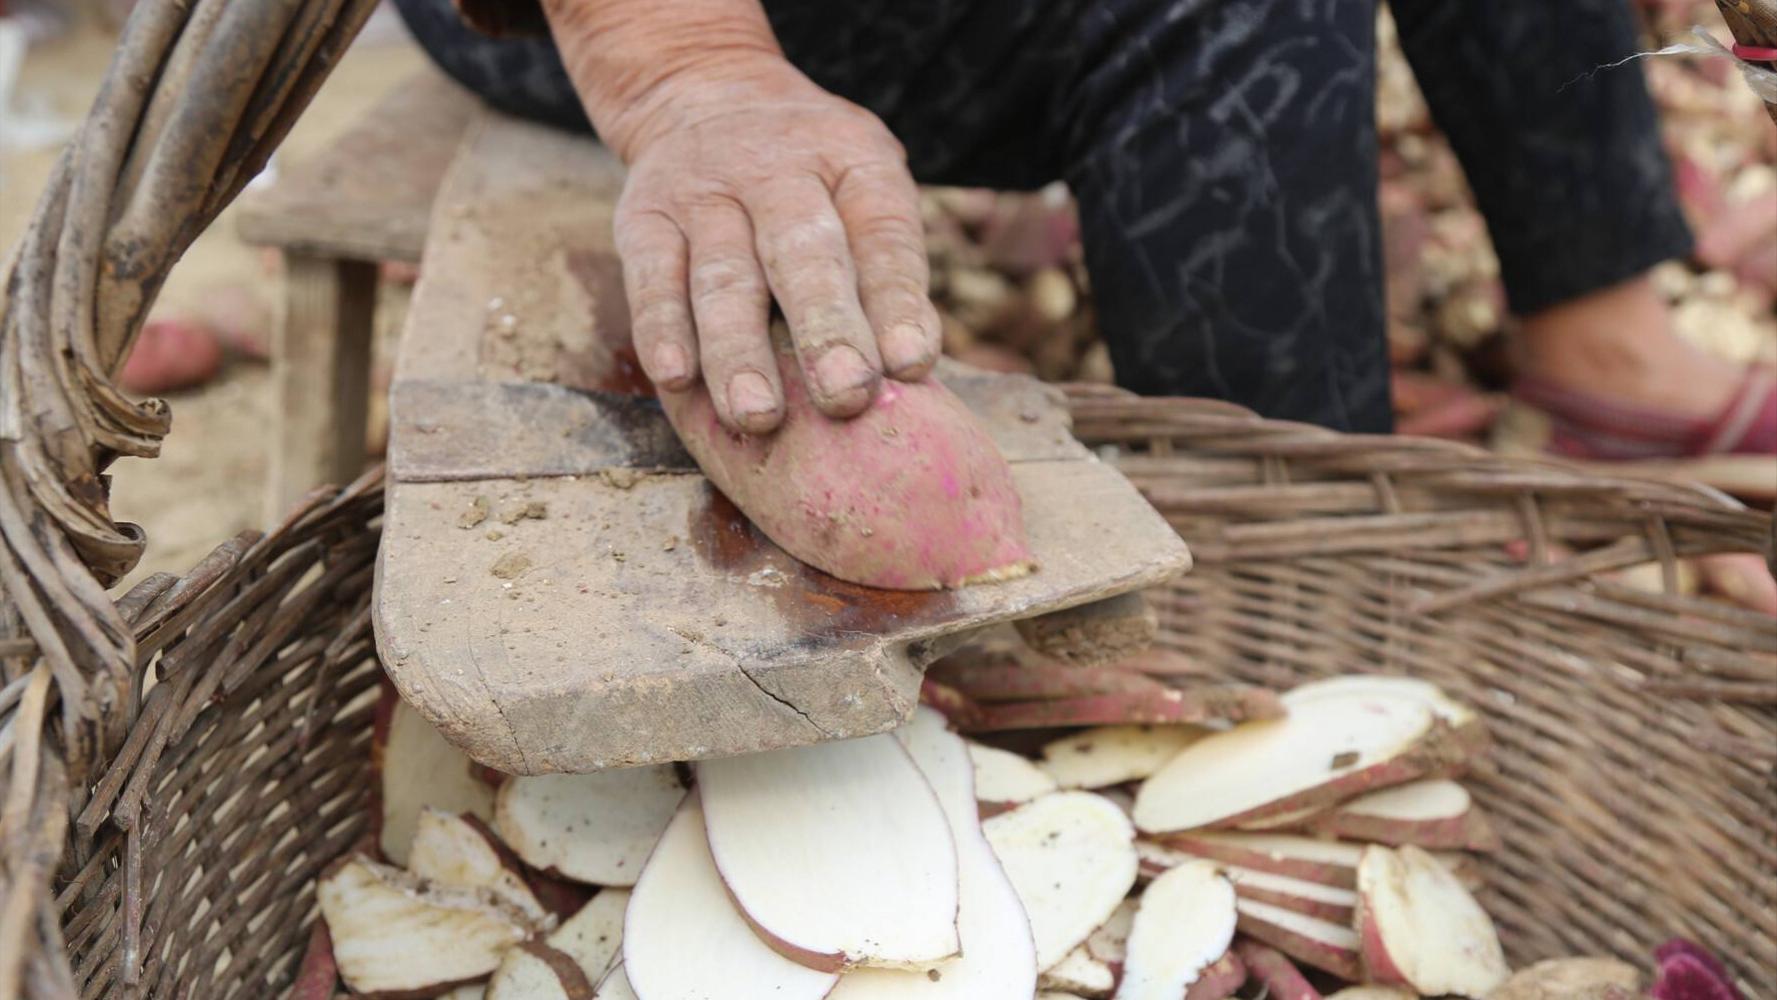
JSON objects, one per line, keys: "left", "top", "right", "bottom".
{"left": 393, "top": 0, "right": 1692, "bottom": 433}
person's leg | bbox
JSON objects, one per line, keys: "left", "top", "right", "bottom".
{"left": 1388, "top": 1, "right": 1760, "bottom": 432}
{"left": 1059, "top": 0, "right": 1392, "bottom": 432}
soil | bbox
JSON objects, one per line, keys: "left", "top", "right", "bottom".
{"left": 1, "top": 7, "right": 425, "bottom": 587}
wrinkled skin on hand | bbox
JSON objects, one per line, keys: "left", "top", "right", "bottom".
{"left": 607, "top": 58, "right": 942, "bottom": 433}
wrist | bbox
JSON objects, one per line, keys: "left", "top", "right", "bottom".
{"left": 542, "top": 0, "right": 792, "bottom": 160}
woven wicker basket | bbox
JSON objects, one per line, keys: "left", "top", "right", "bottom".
{"left": 1, "top": 3, "right": 1773, "bottom": 998}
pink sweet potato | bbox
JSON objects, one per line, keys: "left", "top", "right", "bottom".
{"left": 1234, "top": 939, "right": 1323, "bottom": 1000}
{"left": 660, "top": 344, "right": 1034, "bottom": 590}
{"left": 289, "top": 921, "right": 340, "bottom": 1000}
{"left": 1184, "top": 951, "right": 1248, "bottom": 1000}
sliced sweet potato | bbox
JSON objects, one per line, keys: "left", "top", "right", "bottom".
{"left": 381, "top": 699, "right": 496, "bottom": 866}
{"left": 1114, "top": 860, "right": 1237, "bottom": 1000}
{"left": 485, "top": 942, "right": 596, "bottom": 1000}
{"left": 1085, "top": 897, "right": 1138, "bottom": 965}
{"left": 1301, "top": 779, "right": 1500, "bottom": 851}
{"left": 827, "top": 707, "right": 1037, "bottom": 998}
{"left": 1183, "top": 952, "right": 1246, "bottom": 1000}
{"left": 317, "top": 856, "right": 533, "bottom": 997}
{"left": 1154, "top": 832, "right": 1365, "bottom": 888}
{"left": 984, "top": 792, "right": 1139, "bottom": 971}
{"left": 1356, "top": 845, "right": 1508, "bottom": 997}
{"left": 698, "top": 734, "right": 960, "bottom": 971}
{"left": 289, "top": 921, "right": 339, "bottom": 1000}
{"left": 548, "top": 889, "right": 629, "bottom": 985}
{"left": 1039, "top": 724, "right": 1207, "bottom": 790}
{"left": 494, "top": 765, "right": 687, "bottom": 887}
{"left": 1134, "top": 690, "right": 1444, "bottom": 833}
{"left": 660, "top": 344, "right": 1033, "bottom": 590}
{"left": 968, "top": 741, "right": 1059, "bottom": 815}
{"left": 1233, "top": 939, "right": 1324, "bottom": 1000}
{"left": 1282, "top": 675, "right": 1486, "bottom": 762}
{"left": 624, "top": 798, "right": 840, "bottom": 996}
{"left": 1234, "top": 900, "right": 1363, "bottom": 981}
{"left": 1041, "top": 947, "right": 1115, "bottom": 998}
{"left": 1141, "top": 842, "right": 1357, "bottom": 924}
{"left": 408, "top": 808, "right": 550, "bottom": 925}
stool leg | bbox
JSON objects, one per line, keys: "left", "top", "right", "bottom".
{"left": 267, "top": 252, "right": 377, "bottom": 520}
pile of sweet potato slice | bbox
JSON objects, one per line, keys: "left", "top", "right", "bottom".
{"left": 301, "top": 662, "right": 1669, "bottom": 999}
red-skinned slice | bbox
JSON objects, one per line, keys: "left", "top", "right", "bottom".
{"left": 494, "top": 765, "right": 687, "bottom": 888}
{"left": 623, "top": 798, "right": 839, "bottom": 998}
{"left": 1300, "top": 778, "right": 1501, "bottom": 851}
{"left": 1154, "top": 832, "right": 1366, "bottom": 888}
{"left": 1234, "top": 900, "right": 1363, "bottom": 981}
{"left": 289, "top": 921, "right": 339, "bottom": 1000}
{"left": 1282, "top": 675, "right": 1486, "bottom": 762}
{"left": 1039, "top": 724, "right": 1209, "bottom": 790}
{"left": 1183, "top": 952, "right": 1247, "bottom": 1000}
{"left": 1113, "top": 860, "right": 1236, "bottom": 1000}
{"left": 660, "top": 342, "right": 1033, "bottom": 590}
{"left": 1233, "top": 940, "right": 1324, "bottom": 1000}
{"left": 408, "top": 808, "right": 551, "bottom": 925}
{"left": 317, "top": 855, "right": 533, "bottom": 997}
{"left": 1356, "top": 845, "right": 1508, "bottom": 997}
{"left": 1134, "top": 691, "right": 1443, "bottom": 833}
{"left": 828, "top": 707, "right": 1038, "bottom": 998}
{"left": 698, "top": 733, "right": 960, "bottom": 971}
{"left": 1139, "top": 842, "right": 1359, "bottom": 923}
{"left": 984, "top": 792, "right": 1139, "bottom": 972}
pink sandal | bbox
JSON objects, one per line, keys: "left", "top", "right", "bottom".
{"left": 1506, "top": 366, "right": 1777, "bottom": 498}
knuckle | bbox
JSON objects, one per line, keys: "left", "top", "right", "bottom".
{"left": 763, "top": 214, "right": 847, "bottom": 259}
{"left": 689, "top": 254, "right": 766, "bottom": 300}
{"left": 858, "top": 270, "right": 928, "bottom": 303}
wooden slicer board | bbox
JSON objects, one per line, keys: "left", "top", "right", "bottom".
{"left": 373, "top": 112, "right": 1192, "bottom": 775}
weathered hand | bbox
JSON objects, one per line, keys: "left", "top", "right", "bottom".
{"left": 603, "top": 57, "right": 940, "bottom": 433}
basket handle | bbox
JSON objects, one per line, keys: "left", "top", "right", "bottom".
{"left": 0, "top": 6, "right": 378, "bottom": 997}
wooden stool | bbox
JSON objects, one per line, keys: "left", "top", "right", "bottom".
{"left": 237, "top": 70, "right": 475, "bottom": 518}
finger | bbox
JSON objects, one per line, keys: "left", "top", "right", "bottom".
{"left": 833, "top": 161, "right": 940, "bottom": 379}
{"left": 750, "top": 176, "right": 882, "bottom": 417}
{"left": 686, "top": 198, "right": 782, "bottom": 433}
{"left": 613, "top": 207, "right": 697, "bottom": 391}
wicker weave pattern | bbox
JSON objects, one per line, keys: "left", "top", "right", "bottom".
{"left": 54, "top": 475, "right": 383, "bottom": 999}
{"left": 1069, "top": 389, "right": 1776, "bottom": 973}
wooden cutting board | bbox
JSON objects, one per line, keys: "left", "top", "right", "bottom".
{"left": 373, "top": 111, "right": 1192, "bottom": 774}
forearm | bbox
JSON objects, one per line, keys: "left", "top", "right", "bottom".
{"left": 540, "top": 0, "right": 788, "bottom": 159}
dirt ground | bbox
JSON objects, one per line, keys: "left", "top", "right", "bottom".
{"left": 1, "top": 6, "right": 425, "bottom": 586}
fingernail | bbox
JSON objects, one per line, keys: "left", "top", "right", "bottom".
{"left": 812, "top": 345, "right": 877, "bottom": 403}
{"left": 727, "top": 370, "right": 778, "bottom": 422}
{"left": 881, "top": 322, "right": 933, "bottom": 376}
{"left": 653, "top": 343, "right": 689, "bottom": 385}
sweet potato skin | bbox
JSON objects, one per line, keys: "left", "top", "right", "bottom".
{"left": 1234, "top": 940, "right": 1324, "bottom": 1000}
{"left": 1183, "top": 952, "right": 1247, "bottom": 1000}
{"left": 660, "top": 352, "right": 1033, "bottom": 590}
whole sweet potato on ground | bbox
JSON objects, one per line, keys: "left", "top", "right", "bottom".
{"left": 660, "top": 343, "right": 1034, "bottom": 590}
